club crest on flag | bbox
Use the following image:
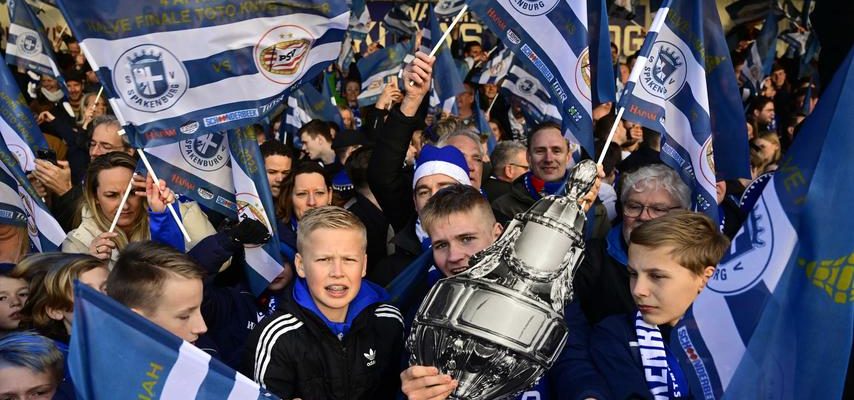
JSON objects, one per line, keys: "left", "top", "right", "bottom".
{"left": 180, "top": 133, "right": 229, "bottom": 172}
{"left": 641, "top": 42, "right": 687, "bottom": 100}
{"left": 237, "top": 194, "right": 272, "bottom": 249}
{"left": 7, "top": 144, "right": 30, "bottom": 170}
{"left": 17, "top": 31, "right": 40, "bottom": 56}
{"left": 256, "top": 26, "right": 314, "bottom": 84}
{"left": 575, "top": 48, "right": 592, "bottom": 101}
{"left": 115, "top": 45, "right": 188, "bottom": 112}
{"left": 516, "top": 77, "right": 537, "bottom": 96}
{"left": 710, "top": 195, "right": 774, "bottom": 295}
{"left": 509, "top": 0, "right": 560, "bottom": 17}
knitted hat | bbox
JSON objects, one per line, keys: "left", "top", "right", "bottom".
{"left": 413, "top": 145, "right": 471, "bottom": 189}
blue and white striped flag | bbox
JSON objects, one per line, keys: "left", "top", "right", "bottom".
{"left": 743, "top": 7, "right": 781, "bottom": 93}
{"left": 673, "top": 47, "right": 854, "bottom": 400}
{"left": 466, "top": 0, "right": 595, "bottom": 153}
{"left": 5, "top": 0, "right": 66, "bottom": 84}
{"left": 281, "top": 94, "right": 312, "bottom": 145}
{"left": 337, "top": 31, "right": 356, "bottom": 72}
{"left": 382, "top": 2, "right": 418, "bottom": 36}
{"left": 0, "top": 58, "right": 50, "bottom": 173}
{"left": 475, "top": 47, "right": 514, "bottom": 85}
{"left": 142, "top": 128, "right": 284, "bottom": 295}
{"left": 55, "top": 0, "right": 350, "bottom": 148}
{"left": 501, "top": 64, "right": 562, "bottom": 124}
{"left": 356, "top": 42, "right": 408, "bottom": 107}
{"left": 0, "top": 135, "right": 65, "bottom": 253}
{"left": 618, "top": 0, "right": 750, "bottom": 222}
{"left": 348, "top": 0, "right": 371, "bottom": 37}
{"left": 435, "top": 0, "right": 467, "bottom": 18}
{"left": 422, "top": 5, "right": 465, "bottom": 115}
{"left": 69, "top": 282, "right": 280, "bottom": 400}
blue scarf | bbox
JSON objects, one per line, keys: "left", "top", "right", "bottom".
{"left": 635, "top": 312, "right": 689, "bottom": 399}
{"left": 414, "top": 219, "right": 431, "bottom": 251}
{"left": 522, "top": 171, "right": 568, "bottom": 201}
{"left": 293, "top": 277, "right": 388, "bottom": 339}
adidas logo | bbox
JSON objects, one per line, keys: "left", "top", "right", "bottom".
{"left": 364, "top": 348, "right": 376, "bottom": 367}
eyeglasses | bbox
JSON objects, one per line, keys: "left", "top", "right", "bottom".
{"left": 622, "top": 202, "right": 681, "bottom": 218}
{"left": 508, "top": 163, "right": 529, "bottom": 170}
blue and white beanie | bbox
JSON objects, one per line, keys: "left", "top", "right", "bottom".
{"left": 412, "top": 145, "right": 471, "bottom": 188}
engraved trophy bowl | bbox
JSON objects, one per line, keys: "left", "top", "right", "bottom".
{"left": 408, "top": 160, "right": 599, "bottom": 399}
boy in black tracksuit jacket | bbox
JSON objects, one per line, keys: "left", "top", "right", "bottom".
{"left": 242, "top": 206, "right": 403, "bottom": 400}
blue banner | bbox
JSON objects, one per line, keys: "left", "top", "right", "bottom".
{"left": 69, "top": 282, "right": 279, "bottom": 399}
{"left": 55, "top": 0, "right": 350, "bottom": 147}
{"left": 0, "top": 57, "right": 50, "bottom": 173}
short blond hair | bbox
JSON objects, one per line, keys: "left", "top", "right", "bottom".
{"left": 629, "top": 211, "right": 730, "bottom": 275}
{"left": 296, "top": 206, "right": 366, "bottom": 253}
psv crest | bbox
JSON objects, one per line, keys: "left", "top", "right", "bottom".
{"left": 114, "top": 44, "right": 188, "bottom": 112}
{"left": 641, "top": 41, "right": 687, "bottom": 100}
{"left": 256, "top": 25, "right": 315, "bottom": 84}
{"left": 575, "top": 48, "right": 592, "bottom": 102}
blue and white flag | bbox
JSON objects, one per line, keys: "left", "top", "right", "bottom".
{"left": 673, "top": 48, "right": 854, "bottom": 400}
{"left": 422, "top": 5, "right": 465, "bottom": 115}
{"left": 435, "top": 0, "right": 467, "bottom": 18}
{"left": 356, "top": 42, "right": 408, "bottom": 107}
{"left": 5, "top": 0, "right": 65, "bottom": 83}
{"left": 301, "top": 80, "right": 345, "bottom": 130}
{"left": 55, "top": 0, "right": 349, "bottom": 148}
{"left": 0, "top": 135, "right": 65, "bottom": 253}
{"left": 475, "top": 47, "right": 514, "bottom": 86}
{"left": 466, "top": 0, "right": 595, "bottom": 153}
{"left": 743, "top": 7, "right": 781, "bottom": 92}
{"left": 382, "top": 2, "right": 418, "bottom": 36}
{"left": 348, "top": 0, "right": 371, "bottom": 37}
{"left": 501, "top": 65, "right": 562, "bottom": 124}
{"left": 0, "top": 58, "right": 50, "bottom": 173}
{"left": 69, "top": 282, "right": 280, "bottom": 400}
{"left": 618, "top": 0, "right": 750, "bottom": 222}
{"left": 281, "top": 94, "right": 312, "bottom": 145}
{"left": 142, "top": 128, "right": 284, "bottom": 295}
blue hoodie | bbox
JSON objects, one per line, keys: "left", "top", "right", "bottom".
{"left": 293, "top": 277, "right": 390, "bottom": 338}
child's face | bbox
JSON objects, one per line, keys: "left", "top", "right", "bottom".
{"left": 295, "top": 228, "right": 366, "bottom": 323}
{"left": 0, "top": 276, "right": 28, "bottom": 331}
{"left": 138, "top": 274, "right": 207, "bottom": 343}
{"left": 627, "top": 244, "right": 714, "bottom": 327}
{"left": 0, "top": 366, "right": 57, "bottom": 400}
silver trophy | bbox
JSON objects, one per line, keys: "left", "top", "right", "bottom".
{"left": 407, "top": 160, "right": 598, "bottom": 400}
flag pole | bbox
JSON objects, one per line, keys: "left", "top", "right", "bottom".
{"left": 136, "top": 149, "right": 192, "bottom": 242}
{"left": 429, "top": 5, "right": 468, "bottom": 58}
{"left": 108, "top": 173, "right": 136, "bottom": 233}
{"left": 486, "top": 92, "right": 500, "bottom": 117}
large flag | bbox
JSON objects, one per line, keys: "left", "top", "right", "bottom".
{"left": 0, "top": 58, "right": 50, "bottom": 172}
{"left": 501, "top": 64, "right": 562, "bottom": 124}
{"left": 5, "top": 0, "right": 66, "bottom": 84}
{"left": 618, "top": 0, "right": 751, "bottom": 222}
{"left": 356, "top": 42, "right": 409, "bottom": 107}
{"left": 673, "top": 48, "right": 854, "bottom": 400}
{"left": 69, "top": 282, "right": 280, "bottom": 400}
{"left": 422, "top": 5, "right": 465, "bottom": 115}
{"left": 466, "top": 0, "right": 595, "bottom": 153}
{"left": 55, "top": 0, "right": 349, "bottom": 148}
{"left": 0, "top": 135, "right": 65, "bottom": 253}
{"left": 474, "top": 47, "right": 514, "bottom": 85}
{"left": 143, "top": 128, "right": 284, "bottom": 295}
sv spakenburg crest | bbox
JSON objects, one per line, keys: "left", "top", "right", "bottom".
{"left": 255, "top": 25, "right": 315, "bottom": 84}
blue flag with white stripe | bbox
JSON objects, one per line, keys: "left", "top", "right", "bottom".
{"left": 356, "top": 42, "right": 408, "bottom": 107}
{"left": 742, "top": 8, "right": 780, "bottom": 94}
{"left": 501, "top": 64, "right": 562, "bottom": 124}
{"left": 281, "top": 94, "right": 312, "bottom": 145}
{"left": 466, "top": 0, "right": 595, "bottom": 153}
{"left": 0, "top": 135, "right": 65, "bottom": 253}
{"left": 69, "top": 282, "right": 280, "bottom": 400}
{"left": 142, "top": 127, "right": 284, "bottom": 295}
{"left": 618, "top": 0, "right": 750, "bottom": 222}
{"left": 475, "top": 47, "right": 514, "bottom": 86}
{"left": 422, "top": 5, "right": 465, "bottom": 115}
{"left": 382, "top": 2, "right": 418, "bottom": 36}
{"left": 5, "top": 0, "right": 66, "bottom": 85}
{"left": 0, "top": 58, "right": 50, "bottom": 173}
{"left": 672, "top": 47, "right": 854, "bottom": 400}
{"left": 54, "top": 0, "right": 349, "bottom": 148}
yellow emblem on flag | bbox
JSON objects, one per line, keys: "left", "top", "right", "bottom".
{"left": 799, "top": 253, "right": 854, "bottom": 304}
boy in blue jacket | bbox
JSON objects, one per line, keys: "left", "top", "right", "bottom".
{"left": 243, "top": 206, "right": 403, "bottom": 399}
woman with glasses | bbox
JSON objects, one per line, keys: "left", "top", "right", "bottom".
{"left": 574, "top": 164, "right": 692, "bottom": 326}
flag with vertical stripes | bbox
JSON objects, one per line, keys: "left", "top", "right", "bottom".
{"left": 69, "top": 282, "right": 280, "bottom": 400}
{"left": 673, "top": 47, "right": 854, "bottom": 400}
{"left": 0, "top": 134, "right": 65, "bottom": 253}
{"left": 422, "top": 5, "right": 465, "bottom": 115}
{"left": 5, "top": 0, "right": 66, "bottom": 85}
{"left": 618, "top": 0, "right": 750, "bottom": 222}
{"left": 55, "top": 0, "right": 349, "bottom": 148}
{"left": 466, "top": 0, "right": 595, "bottom": 153}
{"left": 0, "top": 58, "right": 50, "bottom": 173}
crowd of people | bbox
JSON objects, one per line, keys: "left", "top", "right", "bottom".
{"left": 0, "top": 6, "right": 838, "bottom": 399}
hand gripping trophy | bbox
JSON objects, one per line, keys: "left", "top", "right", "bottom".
{"left": 408, "top": 159, "right": 599, "bottom": 399}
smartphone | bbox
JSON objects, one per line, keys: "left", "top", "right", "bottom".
{"left": 36, "top": 149, "right": 58, "bottom": 165}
